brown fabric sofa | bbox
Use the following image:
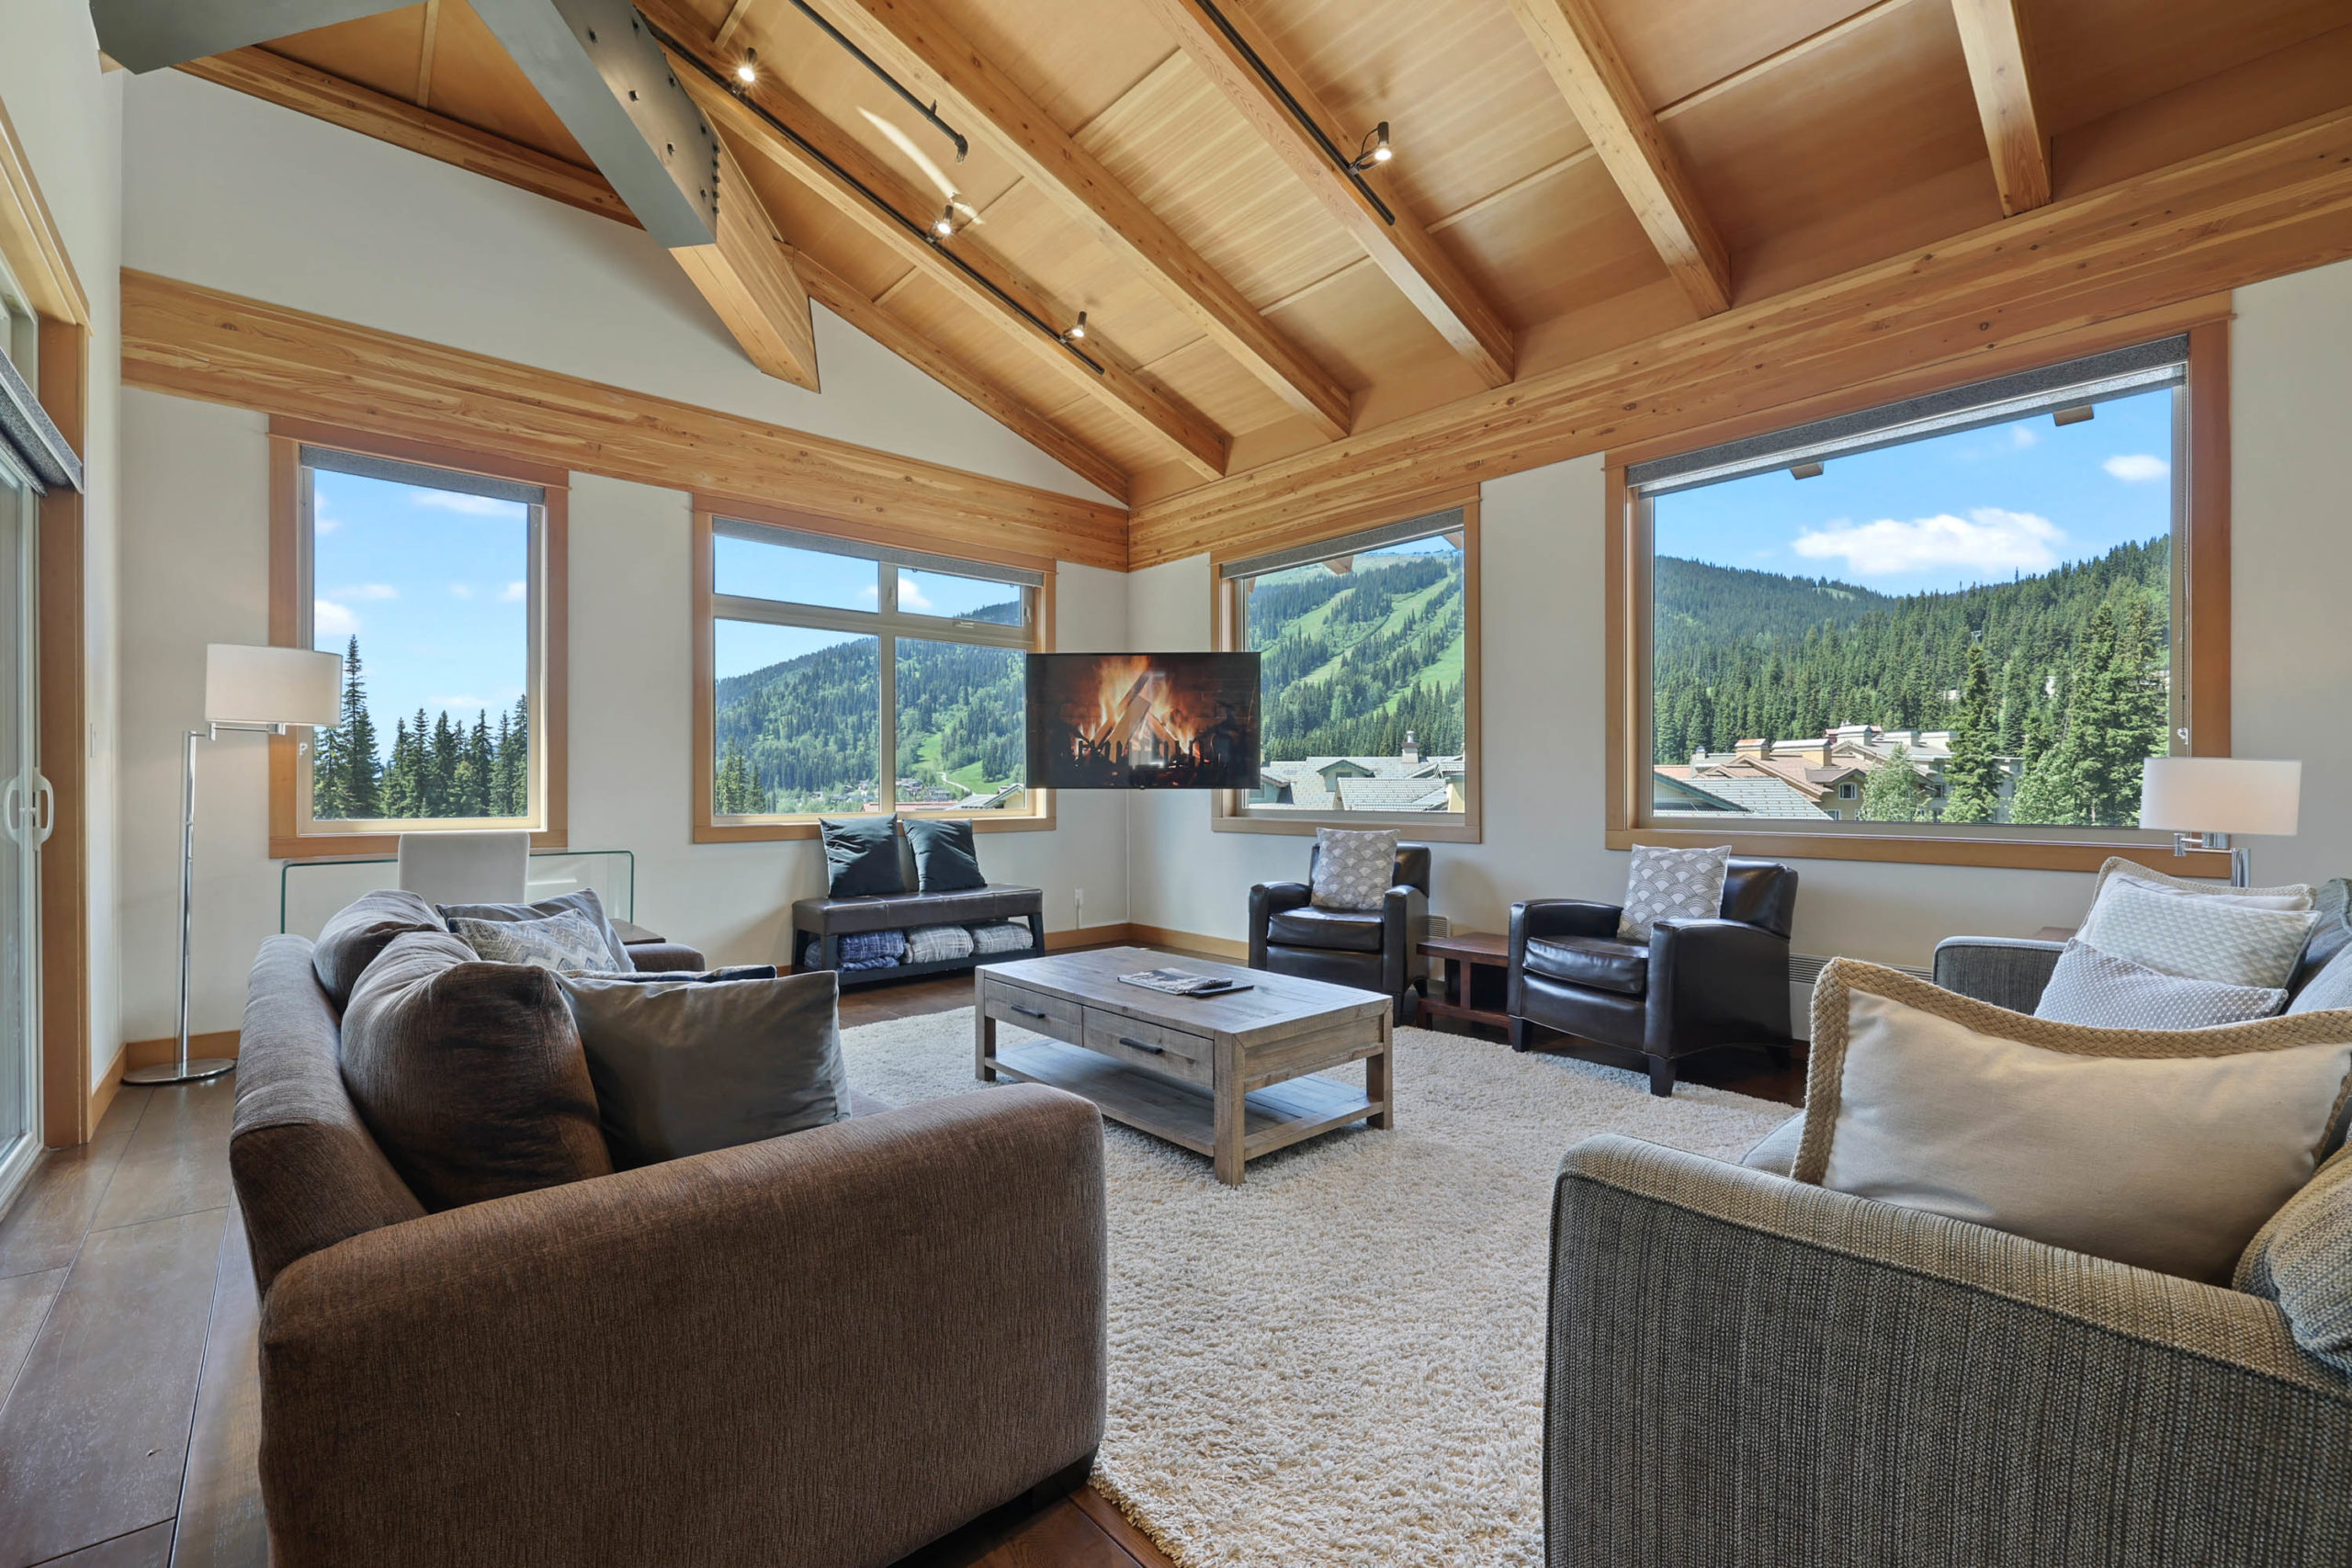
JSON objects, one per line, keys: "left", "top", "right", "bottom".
{"left": 232, "top": 933, "right": 1107, "bottom": 1568}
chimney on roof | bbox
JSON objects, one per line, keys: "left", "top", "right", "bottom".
{"left": 1736, "top": 738, "right": 1767, "bottom": 757}
{"left": 1401, "top": 730, "right": 1419, "bottom": 764}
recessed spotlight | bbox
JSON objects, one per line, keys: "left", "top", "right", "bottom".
{"left": 933, "top": 202, "right": 956, "bottom": 238}
{"left": 1351, "top": 121, "right": 1391, "bottom": 172}
{"left": 735, "top": 47, "right": 758, "bottom": 85}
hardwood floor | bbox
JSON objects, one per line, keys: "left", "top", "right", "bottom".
{"left": 0, "top": 954, "right": 1795, "bottom": 1567}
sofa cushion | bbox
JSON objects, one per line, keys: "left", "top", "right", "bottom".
{"left": 1524, "top": 934, "right": 1649, "bottom": 996}
{"left": 793, "top": 883, "right": 1044, "bottom": 935}
{"left": 904, "top": 817, "right": 986, "bottom": 893}
{"left": 2077, "top": 875, "right": 2319, "bottom": 990}
{"left": 1309, "top": 828, "right": 1398, "bottom": 912}
{"left": 2034, "top": 938, "right": 2287, "bottom": 1029}
{"left": 339, "top": 930, "right": 613, "bottom": 1212}
{"left": 1619, "top": 844, "right": 1730, "bottom": 942}
{"left": 1799, "top": 958, "right": 2352, "bottom": 1281}
{"left": 438, "top": 887, "right": 632, "bottom": 970}
{"left": 1267, "top": 906, "right": 1385, "bottom": 953}
{"left": 232, "top": 935, "right": 426, "bottom": 1292}
{"left": 556, "top": 968, "right": 849, "bottom": 1168}
{"left": 311, "top": 889, "right": 445, "bottom": 1008}
{"left": 2236, "top": 1144, "right": 2352, "bottom": 1374}
{"left": 447, "top": 908, "right": 616, "bottom": 973}
{"left": 821, "top": 815, "right": 906, "bottom": 897}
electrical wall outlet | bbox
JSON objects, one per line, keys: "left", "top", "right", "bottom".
{"left": 1425, "top": 914, "right": 1451, "bottom": 940}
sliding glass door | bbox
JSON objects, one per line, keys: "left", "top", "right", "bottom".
{"left": 0, "top": 453, "right": 40, "bottom": 1211}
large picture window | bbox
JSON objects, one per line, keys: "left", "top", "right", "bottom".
{"left": 693, "top": 507, "right": 1049, "bottom": 840}
{"left": 269, "top": 427, "right": 567, "bottom": 858}
{"left": 1611, "top": 325, "right": 2230, "bottom": 872}
{"left": 1214, "top": 502, "right": 1481, "bottom": 840}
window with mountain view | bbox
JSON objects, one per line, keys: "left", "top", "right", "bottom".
{"left": 299, "top": 446, "right": 548, "bottom": 832}
{"left": 1640, "top": 339, "right": 2192, "bottom": 835}
{"left": 705, "top": 518, "right": 1038, "bottom": 825}
{"left": 1220, "top": 508, "right": 1476, "bottom": 829}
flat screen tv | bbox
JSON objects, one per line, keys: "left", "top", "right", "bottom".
{"left": 1026, "top": 652, "right": 1261, "bottom": 790}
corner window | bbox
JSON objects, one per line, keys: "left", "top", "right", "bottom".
{"left": 1613, "top": 327, "right": 2228, "bottom": 871}
{"left": 694, "top": 509, "right": 1048, "bottom": 839}
{"left": 1213, "top": 502, "right": 1480, "bottom": 840}
{"left": 270, "top": 430, "right": 566, "bottom": 856}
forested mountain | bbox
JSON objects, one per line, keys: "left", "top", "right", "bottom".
{"left": 711, "top": 611, "right": 1024, "bottom": 814}
{"left": 1654, "top": 539, "right": 2172, "bottom": 826}
{"left": 311, "top": 637, "right": 530, "bottom": 820}
{"left": 1245, "top": 548, "right": 1465, "bottom": 761}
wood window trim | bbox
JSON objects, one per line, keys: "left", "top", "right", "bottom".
{"left": 1603, "top": 314, "right": 2233, "bottom": 877}
{"left": 266, "top": 418, "right": 570, "bottom": 860}
{"left": 1209, "top": 493, "right": 1484, "bottom": 844}
{"left": 37, "top": 318, "right": 91, "bottom": 1144}
{"left": 689, "top": 495, "right": 1057, "bottom": 844}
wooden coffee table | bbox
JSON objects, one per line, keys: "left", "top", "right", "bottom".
{"left": 975, "top": 946, "right": 1393, "bottom": 1185}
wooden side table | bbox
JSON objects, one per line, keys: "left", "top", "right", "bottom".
{"left": 1419, "top": 931, "right": 1512, "bottom": 1033}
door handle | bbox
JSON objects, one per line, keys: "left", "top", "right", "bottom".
{"left": 1011, "top": 1004, "right": 1047, "bottom": 1020}
{"left": 32, "top": 773, "right": 52, "bottom": 845}
{"left": 1116, "top": 1036, "right": 1165, "bottom": 1055}
{"left": 0, "top": 778, "right": 15, "bottom": 845}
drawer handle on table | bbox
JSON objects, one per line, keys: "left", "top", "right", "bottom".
{"left": 1117, "top": 1036, "right": 1166, "bottom": 1055}
{"left": 1011, "top": 1004, "right": 1048, "bottom": 1021}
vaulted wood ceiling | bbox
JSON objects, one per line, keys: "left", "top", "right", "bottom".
{"left": 174, "top": 0, "right": 2352, "bottom": 507}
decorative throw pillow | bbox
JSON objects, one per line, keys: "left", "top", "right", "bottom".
{"left": 437, "top": 887, "right": 633, "bottom": 970}
{"left": 2078, "top": 874, "right": 2319, "bottom": 989}
{"left": 338, "top": 929, "right": 612, "bottom": 1212}
{"left": 2235, "top": 1144, "right": 2352, "bottom": 1374}
{"left": 311, "top": 888, "right": 447, "bottom": 1007}
{"left": 1798, "top": 958, "right": 2352, "bottom": 1281}
{"left": 820, "top": 815, "right": 905, "bottom": 897}
{"left": 554, "top": 968, "right": 848, "bottom": 1168}
{"left": 2290, "top": 946, "right": 2352, "bottom": 1015}
{"left": 904, "top": 817, "right": 987, "bottom": 893}
{"left": 448, "top": 908, "right": 617, "bottom": 974}
{"left": 1618, "top": 844, "right": 1731, "bottom": 942}
{"left": 2033, "top": 939, "right": 2287, "bottom": 1029}
{"left": 906, "top": 923, "right": 977, "bottom": 964}
{"left": 2090, "top": 854, "right": 2314, "bottom": 911}
{"left": 1310, "top": 828, "right": 1399, "bottom": 911}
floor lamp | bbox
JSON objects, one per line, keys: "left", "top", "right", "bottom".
{"left": 126, "top": 644, "right": 341, "bottom": 1087}
{"left": 2138, "top": 756, "right": 2301, "bottom": 890}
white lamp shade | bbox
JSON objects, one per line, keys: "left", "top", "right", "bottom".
{"left": 2140, "top": 757, "right": 2301, "bottom": 838}
{"left": 205, "top": 644, "right": 343, "bottom": 728}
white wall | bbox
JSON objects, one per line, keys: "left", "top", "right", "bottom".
{"left": 1125, "top": 255, "right": 2352, "bottom": 974}
{"left": 0, "top": 1, "right": 125, "bottom": 1090}
{"left": 119, "top": 68, "right": 1114, "bottom": 506}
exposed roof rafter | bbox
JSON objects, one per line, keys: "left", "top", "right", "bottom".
{"left": 1951, "top": 0, "right": 2051, "bottom": 216}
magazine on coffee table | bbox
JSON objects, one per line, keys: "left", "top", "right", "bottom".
{"left": 1118, "top": 966, "right": 1252, "bottom": 998}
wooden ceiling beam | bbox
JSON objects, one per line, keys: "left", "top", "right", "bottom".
{"left": 642, "top": 4, "right": 1227, "bottom": 479}
{"left": 1950, "top": 0, "right": 2051, "bottom": 216}
{"left": 1501, "top": 0, "right": 1731, "bottom": 315}
{"left": 669, "top": 137, "right": 821, "bottom": 389}
{"left": 804, "top": 0, "right": 1352, "bottom": 439}
{"left": 1133, "top": 0, "right": 1515, "bottom": 387}
{"left": 175, "top": 46, "right": 1132, "bottom": 495}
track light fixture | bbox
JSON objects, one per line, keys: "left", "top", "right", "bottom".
{"left": 1350, "top": 121, "right": 1391, "bottom": 172}
{"left": 735, "top": 47, "right": 758, "bottom": 85}
{"left": 1061, "top": 311, "right": 1088, "bottom": 344}
{"left": 933, "top": 202, "right": 957, "bottom": 238}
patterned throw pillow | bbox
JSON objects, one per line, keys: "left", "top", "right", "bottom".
{"left": 2236, "top": 1145, "right": 2352, "bottom": 1373}
{"left": 2079, "top": 875, "right": 2320, "bottom": 990}
{"left": 2090, "top": 854, "right": 2314, "bottom": 911}
{"left": 1310, "top": 829, "right": 1400, "bottom": 912}
{"left": 1618, "top": 844, "right": 1731, "bottom": 942}
{"left": 2034, "top": 939, "right": 2287, "bottom": 1029}
{"left": 449, "top": 908, "right": 618, "bottom": 974}
{"left": 2290, "top": 946, "right": 2352, "bottom": 1015}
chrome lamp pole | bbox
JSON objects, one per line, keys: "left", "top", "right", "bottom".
{"left": 124, "top": 646, "right": 343, "bottom": 1088}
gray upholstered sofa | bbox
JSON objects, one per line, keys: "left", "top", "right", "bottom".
{"left": 1545, "top": 916, "right": 2352, "bottom": 1565}
{"left": 232, "top": 934, "right": 1106, "bottom": 1568}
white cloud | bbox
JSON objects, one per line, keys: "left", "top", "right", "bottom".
{"left": 2103, "top": 453, "right": 2169, "bottom": 483}
{"left": 315, "top": 515, "right": 344, "bottom": 535}
{"left": 333, "top": 582, "right": 399, "bottom": 601}
{"left": 410, "top": 491, "right": 521, "bottom": 517}
{"left": 2010, "top": 425, "right": 2039, "bottom": 449}
{"left": 499, "top": 581, "right": 527, "bottom": 602}
{"left": 314, "top": 598, "right": 361, "bottom": 637}
{"left": 899, "top": 581, "right": 933, "bottom": 613}
{"left": 448, "top": 582, "right": 475, "bottom": 599}
{"left": 1792, "top": 507, "right": 2064, "bottom": 578}
{"left": 430, "top": 695, "right": 494, "bottom": 713}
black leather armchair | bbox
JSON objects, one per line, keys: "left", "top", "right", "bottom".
{"left": 1507, "top": 859, "right": 1797, "bottom": 1096}
{"left": 1249, "top": 843, "right": 1431, "bottom": 1022}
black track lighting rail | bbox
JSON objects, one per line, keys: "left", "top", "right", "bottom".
{"left": 1185, "top": 0, "right": 1396, "bottom": 225}
{"left": 778, "top": 0, "right": 968, "bottom": 163}
{"left": 645, "top": 13, "right": 1105, "bottom": 376}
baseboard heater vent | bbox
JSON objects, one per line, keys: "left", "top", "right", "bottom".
{"left": 1788, "top": 953, "right": 1933, "bottom": 987}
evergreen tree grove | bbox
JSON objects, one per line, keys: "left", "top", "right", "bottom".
{"left": 1939, "top": 641, "right": 2002, "bottom": 824}
{"left": 306, "top": 637, "right": 535, "bottom": 822}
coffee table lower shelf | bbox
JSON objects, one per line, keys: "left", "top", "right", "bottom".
{"left": 990, "top": 1038, "right": 1379, "bottom": 1164}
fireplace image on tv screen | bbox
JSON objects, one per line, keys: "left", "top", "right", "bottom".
{"left": 1026, "top": 652, "right": 1261, "bottom": 790}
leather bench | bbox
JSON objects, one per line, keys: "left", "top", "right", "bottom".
{"left": 790, "top": 836, "right": 1045, "bottom": 986}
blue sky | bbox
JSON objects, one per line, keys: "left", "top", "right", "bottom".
{"left": 711, "top": 535, "right": 1023, "bottom": 679}
{"left": 1653, "top": 386, "right": 2175, "bottom": 593}
{"left": 310, "top": 469, "right": 529, "bottom": 750}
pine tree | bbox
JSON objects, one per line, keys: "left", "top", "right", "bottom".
{"left": 1940, "top": 641, "right": 2002, "bottom": 824}
{"left": 716, "top": 739, "right": 758, "bottom": 813}
{"left": 503, "top": 696, "right": 530, "bottom": 817}
{"left": 382, "top": 717, "right": 418, "bottom": 818}
{"left": 311, "top": 704, "right": 347, "bottom": 821}
{"left": 452, "top": 710, "right": 493, "bottom": 817}
{"left": 335, "top": 636, "right": 382, "bottom": 818}
{"left": 1860, "top": 743, "right": 1930, "bottom": 822}
{"left": 427, "top": 711, "right": 459, "bottom": 817}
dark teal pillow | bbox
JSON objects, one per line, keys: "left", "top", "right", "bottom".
{"left": 820, "top": 816, "right": 904, "bottom": 897}
{"left": 905, "top": 818, "right": 986, "bottom": 893}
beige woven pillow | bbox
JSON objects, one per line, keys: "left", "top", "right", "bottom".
{"left": 2089, "top": 854, "right": 2314, "bottom": 911}
{"left": 1799, "top": 959, "right": 2352, "bottom": 1281}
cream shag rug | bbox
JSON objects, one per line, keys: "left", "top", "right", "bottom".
{"left": 840, "top": 1010, "right": 1791, "bottom": 1567}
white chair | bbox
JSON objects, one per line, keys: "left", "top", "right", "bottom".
{"left": 396, "top": 829, "right": 529, "bottom": 907}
